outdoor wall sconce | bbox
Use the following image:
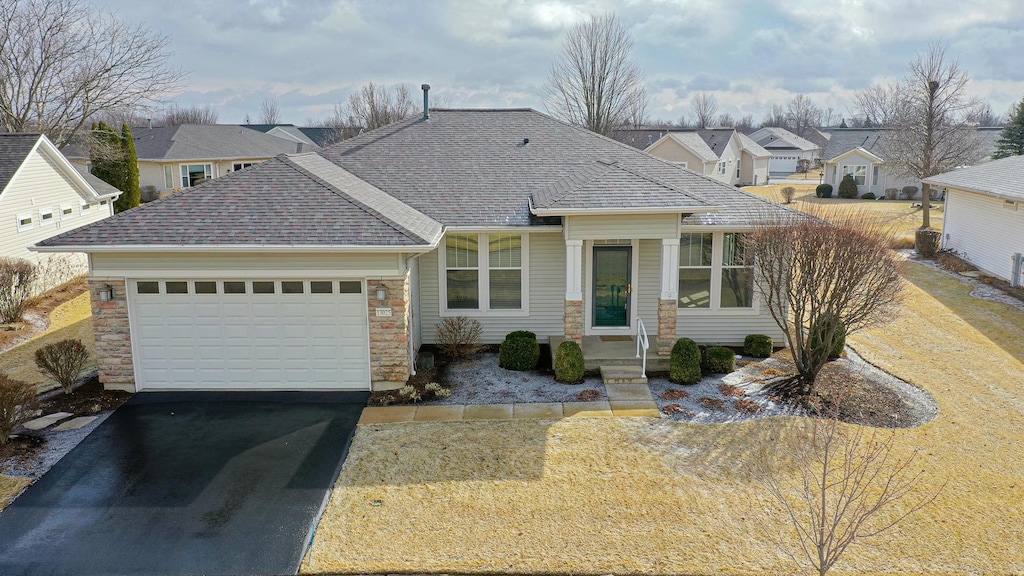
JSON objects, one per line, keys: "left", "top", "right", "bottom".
{"left": 376, "top": 283, "right": 388, "bottom": 301}
{"left": 98, "top": 284, "right": 113, "bottom": 301}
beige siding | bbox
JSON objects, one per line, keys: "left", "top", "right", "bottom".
{"left": 138, "top": 161, "right": 167, "bottom": 193}
{"left": 636, "top": 239, "right": 661, "bottom": 333}
{"left": 0, "top": 149, "right": 113, "bottom": 267}
{"left": 944, "top": 188, "right": 1024, "bottom": 282}
{"left": 646, "top": 138, "right": 703, "bottom": 169}
{"left": 419, "top": 232, "right": 566, "bottom": 343}
{"left": 91, "top": 251, "right": 406, "bottom": 277}
{"left": 143, "top": 159, "right": 274, "bottom": 194}
{"left": 677, "top": 304, "right": 785, "bottom": 345}
{"left": 566, "top": 214, "right": 678, "bottom": 240}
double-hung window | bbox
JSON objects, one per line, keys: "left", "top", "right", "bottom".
{"left": 678, "top": 233, "right": 713, "bottom": 308}
{"left": 443, "top": 233, "right": 527, "bottom": 314}
{"left": 720, "top": 233, "right": 754, "bottom": 308}
{"left": 232, "top": 161, "right": 256, "bottom": 171}
{"left": 842, "top": 165, "right": 867, "bottom": 186}
{"left": 678, "top": 232, "right": 754, "bottom": 310}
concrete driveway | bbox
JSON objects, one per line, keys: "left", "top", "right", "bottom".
{"left": 0, "top": 391, "right": 367, "bottom": 576}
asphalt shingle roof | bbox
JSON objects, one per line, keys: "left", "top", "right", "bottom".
{"left": 0, "top": 134, "right": 40, "bottom": 193}
{"left": 40, "top": 109, "right": 797, "bottom": 249}
{"left": 750, "top": 127, "right": 819, "bottom": 151}
{"left": 64, "top": 125, "right": 314, "bottom": 161}
{"left": 824, "top": 127, "right": 1004, "bottom": 162}
{"left": 74, "top": 166, "right": 122, "bottom": 198}
{"left": 923, "top": 154, "right": 1024, "bottom": 202}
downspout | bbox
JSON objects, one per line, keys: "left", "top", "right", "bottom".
{"left": 404, "top": 252, "right": 424, "bottom": 376}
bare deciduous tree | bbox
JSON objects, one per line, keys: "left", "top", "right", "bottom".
{"left": 855, "top": 42, "right": 987, "bottom": 231}
{"left": 735, "top": 113, "right": 756, "bottom": 134}
{"left": 544, "top": 12, "right": 647, "bottom": 136}
{"left": 756, "top": 401, "right": 941, "bottom": 576}
{"left": 748, "top": 208, "right": 903, "bottom": 399}
{"left": 690, "top": 92, "right": 718, "bottom": 129}
{"left": 762, "top": 103, "right": 789, "bottom": 130}
{"left": 346, "top": 82, "right": 414, "bottom": 131}
{"left": 0, "top": 0, "right": 184, "bottom": 147}
{"left": 306, "top": 104, "right": 363, "bottom": 145}
{"left": 716, "top": 112, "right": 735, "bottom": 128}
{"left": 258, "top": 97, "right": 281, "bottom": 124}
{"left": 161, "top": 104, "right": 219, "bottom": 126}
{"left": 787, "top": 94, "right": 823, "bottom": 138}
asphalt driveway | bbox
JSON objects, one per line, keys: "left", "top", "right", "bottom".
{"left": 0, "top": 391, "right": 368, "bottom": 576}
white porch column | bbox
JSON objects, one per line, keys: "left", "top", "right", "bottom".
{"left": 658, "top": 239, "right": 680, "bottom": 355}
{"left": 564, "top": 240, "right": 583, "bottom": 340}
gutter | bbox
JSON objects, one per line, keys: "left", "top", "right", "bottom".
{"left": 30, "top": 243, "right": 440, "bottom": 254}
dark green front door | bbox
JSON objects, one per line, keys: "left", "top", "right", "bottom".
{"left": 592, "top": 246, "right": 631, "bottom": 327}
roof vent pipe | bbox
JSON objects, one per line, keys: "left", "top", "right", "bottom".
{"left": 421, "top": 84, "right": 430, "bottom": 120}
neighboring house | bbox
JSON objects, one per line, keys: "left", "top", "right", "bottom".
{"left": 645, "top": 129, "right": 770, "bottom": 186}
{"left": 0, "top": 133, "right": 118, "bottom": 290}
{"left": 923, "top": 155, "right": 1024, "bottom": 286}
{"left": 821, "top": 128, "right": 1003, "bottom": 198}
{"left": 65, "top": 124, "right": 318, "bottom": 198}
{"left": 748, "top": 127, "right": 821, "bottom": 174}
{"left": 37, "top": 104, "right": 796, "bottom": 394}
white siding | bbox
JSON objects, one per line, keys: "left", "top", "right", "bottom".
{"left": 92, "top": 252, "right": 406, "bottom": 277}
{"left": 944, "top": 189, "right": 1024, "bottom": 283}
{"left": 0, "top": 148, "right": 113, "bottom": 281}
{"left": 419, "top": 232, "right": 566, "bottom": 343}
{"left": 566, "top": 214, "right": 678, "bottom": 240}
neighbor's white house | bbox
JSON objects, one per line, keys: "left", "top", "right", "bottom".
{"left": 924, "top": 155, "right": 1024, "bottom": 286}
{"left": 748, "top": 127, "right": 821, "bottom": 174}
{"left": 0, "top": 133, "right": 119, "bottom": 289}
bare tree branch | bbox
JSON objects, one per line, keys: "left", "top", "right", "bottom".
{"left": 787, "top": 94, "right": 823, "bottom": 139}
{"left": 160, "top": 103, "right": 218, "bottom": 126}
{"left": 690, "top": 92, "right": 718, "bottom": 129}
{"left": 257, "top": 96, "right": 280, "bottom": 124}
{"left": 544, "top": 12, "right": 647, "bottom": 136}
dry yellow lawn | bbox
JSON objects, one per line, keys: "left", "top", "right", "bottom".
{"left": 745, "top": 183, "right": 944, "bottom": 248}
{"left": 305, "top": 261, "right": 1024, "bottom": 575}
{"left": 0, "top": 292, "right": 95, "bottom": 393}
{"left": 0, "top": 475, "right": 30, "bottom": 509}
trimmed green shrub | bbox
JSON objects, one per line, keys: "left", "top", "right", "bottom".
{"left": 809, "top": 313, "right": 846, "bottom": 359}
{"left": 504, "top": 330, "right": 537, "bottom": 342}
{"left": 35, "top": 339, "right": 90, "bottom": 394}
{"left": 743, "top": 334, "right": 773, "bottom": 358}
{"left": 705, "top": 346, "right": 736, "bottom": 374}
{"left": 554, "top": 340, "right": 585, "bottom": 384}
{"left": 670, "top": 338, "right": 701, "bottom": 384}
{"left": 861, "top": 192, "right": 876, "bottom": 200}
{"left": 815, "top": 183, "right": 833, "bottom": 198}
{"left": 499, "top": 334, "right": 540, "bottom": 371}
{"left": 838, "top": 173, "right": 859, "bottom": 199}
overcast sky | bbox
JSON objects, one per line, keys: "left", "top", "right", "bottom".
{"left": 91, "top": 0, "right": 1024, "bottom": 126}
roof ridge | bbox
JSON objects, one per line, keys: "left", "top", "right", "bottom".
{"left": 611, "top": 162, "right": 707, "bottom": 204}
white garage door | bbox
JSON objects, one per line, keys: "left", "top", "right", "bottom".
{"left": 769, "top": 156, "right": 798, "bottom": 173}
{"left": 129, "top": 279, "right": 370, "bottom": 390}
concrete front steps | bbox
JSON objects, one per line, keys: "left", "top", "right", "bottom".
{"left": 599, "top": 365, "right": 648, "bottom": 385}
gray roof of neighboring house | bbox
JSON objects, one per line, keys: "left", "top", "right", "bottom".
{"left": 824, "top": 127, "right": 1005, "bottom": 163}
{"left": 39, "top": 109, "right": 797, "bottom": 249}
{"left": 610, "top": 128, "right": 677, "bottom": 150}
{"left": 660, "top": 132, "right": 718, "bottom": 162}
{"left": 298, "top": 127, "right": 346, "bottom": 147}
{"left": 0, "top": 133, "right": 40, "bottom": 193}
{"left": 38, "top": 153, "right": 441, "bottom": 248}
{"left": 923, "top": 154, "right": 1024, "bottom": 202}
{"left": 65, "top": 124, "right": 314, "bottom": 161}
{"left": 750, "top": 127, "right": 819, "bottom": 151}
{"left": 73, "top": 165, "right": 122, "bottom": 198}
{"left": 736, "top": 133, "right": 771, "bottom": 158}
{"left": 696, "top": 129, "right": 737, "bottom": 159}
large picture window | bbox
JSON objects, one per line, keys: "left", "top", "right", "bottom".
{"left": 180, "top": 164, "right": 212, "bottom": 187}
{"left": 443, "top": 233, "right": 526, "bottom": 313}
{"left": 842, "top": 164, "right": 867, "bottom": 186}
{"left": 678, "top": 233, "right": 713, "bottom": 308}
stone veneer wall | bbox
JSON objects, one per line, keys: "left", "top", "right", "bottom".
{"left": 89, "top": 278, "right": 136, "bottom": 392}
{"left": 564, "top": 299, "right": 583, "bottom": 341}
{"left": 657, "top": 298, "right": 677, "bottom": 355}
{"left": 368, "top": 276, "right": 411, "bottom": 390}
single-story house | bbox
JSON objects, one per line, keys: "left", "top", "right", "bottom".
{"left": 748, "top": 127, "right": 821, "bottom": 174}
{"left": 36, "top": 100, "right": 795, "bottom": 394}
{"left": 645, "top": 129, "right": 770, "bottom": 186}
{"left": 65, "top": 124, "right": 318, "bottom": 199}
{"left": 0, "top": 133, "right": 119, "bottom": 291}
{"left": 923, "top": 154, "right": 1024, "bottom": 286}
{"left": 822, "top": 127, "right": 1004, "bottom": 198}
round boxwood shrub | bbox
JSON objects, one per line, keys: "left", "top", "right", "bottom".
{"left": 705, "top": 346, "right": 736, "bottom": 374}
{"left": 809, "top": 313, "right": 846, "bottom": 359}
{"left": 861, "top": 192, "right": 876, "bottom": 200}
{"left": 838, "top": 173, "right": 859, "bottom": 199}
{"left": 499, "top": 334, "right": 540, "bottom": 371}
{"left": 670, "top": 338, "right": 701, "bottom": 384}
{"left": 743, "top": 334, "right": 773, "bottom": 358}
{"left": 554, "top": 340, "right": 585, "bottom": 384}
{"left": 815, "top": 183, "right": 833, "bottom": 198}
{"left": 505, "top": 330, "right": 536, "bottom": 342}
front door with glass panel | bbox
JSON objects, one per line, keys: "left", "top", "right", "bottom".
{"left": 592, "top": 246, "right": 631, "bottom": 327}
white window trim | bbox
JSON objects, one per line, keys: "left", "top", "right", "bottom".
{"left": 80, "top": 202, "right": 92, "bottom": 216}
{"left": 231, "top": 161, "right": 256, "bottom": 171}
{"left": 39, "top": 208, "right": 56, "bottom": 226}
{"left": 438, "top": 232, "right": 530, "bottom": 317}
{"left": 671, "top": 161, "right": 688, "bottom": 169}
{"left": 179, "top": 163, "right": 213, "bottom": 188}
{"left": 841, "top": 164, "right": 867, "bottom": 186}
{"left": 60, "top": 203, "right": 74, "bottom": 221}
{"left": 16, "top": 212, "right": 33, "bottom": 232}
{"left": 677, "top": 230, "right": 760, "bottom": 315}
{"left": 163, "top": 165, "right": 174, "bottom": 189}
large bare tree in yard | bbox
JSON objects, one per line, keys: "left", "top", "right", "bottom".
{"left": 756, "top": 405, "right": 941, "bottom": 576}
{"left": 855, "top": 42, "right": 987, "bottom": 236}
{"left": 0, "top": 0, "right": 184, "bottom": 147}
{"left": 689, "top": 92, "right": 718, "bottom": 129}
{"left": 786, "top": 94, "right": 824, "bottom": 139}
{"left": 748, "top": 208, "right": 903, "bottom": 399}
{"left": 544, "top": 12, "right": 647, "bottom": 137}
{"left": 347, "top": 82, "right": 414, "bottom": 131}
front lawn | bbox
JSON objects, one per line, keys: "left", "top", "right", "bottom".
{"left": 304, "top": 260, "right": 1024, "bottom": 575}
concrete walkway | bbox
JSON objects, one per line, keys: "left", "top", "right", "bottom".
{"left": 359, "top": 383, "right": 661, "bottom": 424}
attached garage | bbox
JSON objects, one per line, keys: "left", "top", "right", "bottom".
{"left": 128, "top": 278, "right": 371, "bottom": 391}
{"left": 769, "top": 155, "right": 798, "bottom": 174}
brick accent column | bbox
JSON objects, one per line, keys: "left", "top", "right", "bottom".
{"left": 368, "top": 276, "right": 411, "bottom": 391}
{"left": 564, "top": 300, "right": 583, "bottom": 341}
{"left": 657, "top": 298, "right": 677, "bottom": 355}
{"left": 89, "top": 278, "right": 136, "bottom": 392}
